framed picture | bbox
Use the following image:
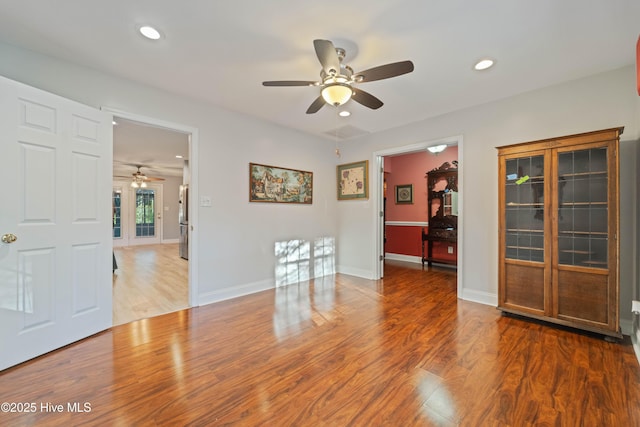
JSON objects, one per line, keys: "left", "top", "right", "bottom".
{"left": 249, "top": 163, "right": 313, "bottom": 204}
{"left": 337, "top": 160, "right": 368, "bottom": 200}
{"left": 395, "top": 184, "right": 413, "bottom": 204}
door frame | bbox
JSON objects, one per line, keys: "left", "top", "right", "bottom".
{"left": 373, "top": 134, "right": 464, "bottom": 296}
{"left": 103, "top": 107, "right": 199, "bottom": 308}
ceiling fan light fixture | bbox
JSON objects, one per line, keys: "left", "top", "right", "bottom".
{"left": 427, "top": 144, "right": 448, "bottom": 154}
{"left": 321, "top": 83, "right": 353, "bottom": 106}
{"left": 131, "top": 181, "right": 139, "bottom": 188}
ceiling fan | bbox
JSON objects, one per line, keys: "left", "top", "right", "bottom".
{"left": 115, "top": 165, "right": 165, "bottom": 188}
{"left": 262, "top": 39, "right": 414, "bottom": 114}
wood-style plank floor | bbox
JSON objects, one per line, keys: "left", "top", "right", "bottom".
{"left": 112, "top": 243, "right": 188, "bottom": 325}
{"left": 1, "top": 261, "right": 639, "bottom": 426}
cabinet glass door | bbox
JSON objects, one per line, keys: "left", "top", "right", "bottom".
{"left": 556, "top": 147, "right": 608, "bottom": 268}
{"left": 504, "top": 155, "right": 545, "bottom": 262}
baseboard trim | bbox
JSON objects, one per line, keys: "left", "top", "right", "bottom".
{"left": 336, "top": 265, "right": 376, "bottom": 280}
{"left": 198, "top": 279, "right": 275, "bottom": 306}
{"left": 384, "top": 253, "right": 422, "bottom": 264}
{"left": 620, "top": 318, "right": 633, "bottom": 336}
{"left": 461, "top": 289, "right": 497, "bottom": 307}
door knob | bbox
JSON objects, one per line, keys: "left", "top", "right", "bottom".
{"left": 1, "top": 233, "right": 17, "bottom": 244}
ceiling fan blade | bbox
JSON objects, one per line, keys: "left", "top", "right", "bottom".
{"left": 351, "top": 89, "right": 384, "bottom": 110}
{"left": 313, "top": 39, "right": 340, "bottom": 76}
{"left": 263, "top": 80, "right": 316, "bottom": 87}
{"left": 144, "top": 177, "right": 165, "bottom": 182}
{"left": 306, "top": 96, "right": 326, "bottom": 114}
{"left": 355, "top": 60, "right": 414, "bottom": 83}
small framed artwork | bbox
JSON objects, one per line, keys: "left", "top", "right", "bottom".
{"left": 337, "top": 160, "right": 368, "bottom": 200}
{"left": 395, "top": 184, "right": 413, "bottom": 204}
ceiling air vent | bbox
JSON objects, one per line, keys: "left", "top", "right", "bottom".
{"left": 324, "top": 124, "right": 370, "bottom": 140}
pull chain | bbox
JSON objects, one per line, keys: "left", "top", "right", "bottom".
{"left": 334, "top": 107, "right": 341, "bottom": 157}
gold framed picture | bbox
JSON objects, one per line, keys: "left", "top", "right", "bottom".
{"left": 249, "top": 163, "right": 313, "bottom": 204}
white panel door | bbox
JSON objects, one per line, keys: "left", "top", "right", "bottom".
{"left": 0, "top": 75, "right": 113, "bottom": 371}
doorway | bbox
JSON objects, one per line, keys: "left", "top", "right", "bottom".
{"left": 105, "top": 107, "right": 199, "bottom": 324}
{"left": 373, "top": 135, "right": 463, "bottom": 296}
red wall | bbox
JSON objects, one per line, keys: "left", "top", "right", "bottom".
{"left": 384, "top": 147, "right": 458, "bottom": 262}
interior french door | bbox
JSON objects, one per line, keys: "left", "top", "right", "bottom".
{"left": 0, "top": 75, "right": 112, "bottom": 371}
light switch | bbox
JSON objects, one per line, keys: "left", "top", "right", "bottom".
{"left": 200, "top": 196, "right": 212, "bottom": 207}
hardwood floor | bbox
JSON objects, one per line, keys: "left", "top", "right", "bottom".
{"left": 1, "top": 261, "right": 639, "bottom": 426}
{"left": 112, "top": 243, "right": 188, "bottom": 325}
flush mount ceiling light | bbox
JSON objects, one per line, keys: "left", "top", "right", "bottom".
{"left": 139, "top": 25, "right": 161, "bottom": 40}
{"left": 339, "top": 110, "right": 351, "bottom": 117}
{"left": 427, "top": 144, "right": 447, "bottom": 154}
{"left": 474, "top": 58, "right": 495, "bottom": 71}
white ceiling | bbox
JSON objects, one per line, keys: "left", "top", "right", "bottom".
{"left": 0, "top": 1, "right": 638, "bottom": 169}
{"left": 112, "top": 117, "right": 189, "bottom": 179}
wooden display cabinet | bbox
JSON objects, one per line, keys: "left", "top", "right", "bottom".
{"left": 497, "top": 127, "right": 623, "bottom": 338}
{"left": 422, "top": 161, "right": 458, "bottom": 266}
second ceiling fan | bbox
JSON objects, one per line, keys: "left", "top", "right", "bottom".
{"left": 114, "top": 165, "right": 165, "bottom": 188}
{"left": 262, "top": 39, "right": 414, "bottom": 114}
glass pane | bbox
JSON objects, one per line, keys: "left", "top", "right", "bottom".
{"left": 503, "top": 155, "right": 544, "bottom": 262}
{"left": 590, "top": 208, "right": 607, "bottom": 233}
{"left": 112, "top": 191, "right": 122, "bottom": 239}
{"left": 589, "top": 177, "right": 607, "bottom": 203}
{"left": 556, "top": 147, "right": 608, "bottom": 268}
{"left": 590, "top": 148, "right": 607, "bottom": 172}
{"left": 135, "top": 189, "right": 155, "bottom": 237}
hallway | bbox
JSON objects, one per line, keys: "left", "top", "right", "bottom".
{"left": 112, "top": 243, "right": 188, "bottom": 325}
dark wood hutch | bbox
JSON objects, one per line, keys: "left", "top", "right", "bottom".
{"left": 422, "top": 161, "right": 458, "bottom": 266}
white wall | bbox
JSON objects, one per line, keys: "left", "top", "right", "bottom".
{"left": 337, "top": 66, "right": 639, "bottom": 332}
{"left": 161, "top": 175, "right": 182, "bottom": 241}
{"left": 2, "top": 41, "right": 638, "bottom": 334}
{"left": 0, "top": 42, "right": 339, "bottom": 304}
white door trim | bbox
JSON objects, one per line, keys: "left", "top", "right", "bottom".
{"left": 102, "top": 107, "right": 199, "bottom": 308}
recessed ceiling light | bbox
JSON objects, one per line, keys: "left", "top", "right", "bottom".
{"left": 175, "top": 155, "right": 183, "bottom": 159}
{"left": 339, "top": 110, "right": 351, "bottom": 117}
{"left": 474, "top": 59, "right": 495, "bottom": 71}
{"left": 139, "top": 25, "right": 161, "bottom": 40}
{"left": 112, "top": 120, "right": 117, "bottom": 125}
